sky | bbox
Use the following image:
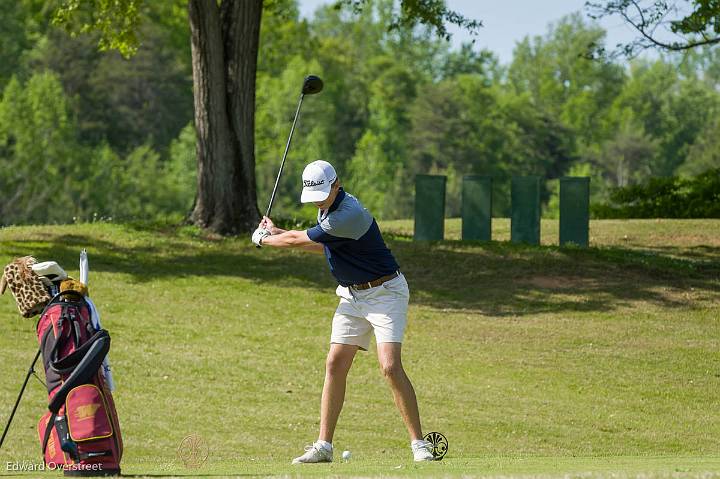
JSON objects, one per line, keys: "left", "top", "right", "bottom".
{"left": 297, "top": 0, "right": 641, "bottom": 65}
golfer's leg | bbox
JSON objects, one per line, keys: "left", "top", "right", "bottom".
{"left": 377, "top": 342, "right": 422, "bottom": 441}
{"left": 319, "top": 343, "right": 358, "bottom": 443}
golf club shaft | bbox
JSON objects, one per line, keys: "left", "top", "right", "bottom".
{"left": 0, "top": 349, "right": 41, "bottom": 449}
{"left": 265, "top": 93, "right": 306, "bottom": 219}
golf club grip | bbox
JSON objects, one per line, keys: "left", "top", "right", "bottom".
{"left": 265, "top": 93, "right": 305, "bottom": 219}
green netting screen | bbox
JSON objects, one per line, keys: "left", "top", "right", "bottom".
{"left": 414, "top": 175, "right": 446, "bottom": 241}
{"left": 511, "top": 176, "right": 541, "bottom": 245}
{"left": 462, "top": 176, "right": 492, "bottom": 241}
{"left": 559, "top": 177, "right": 590, "bottom": 247}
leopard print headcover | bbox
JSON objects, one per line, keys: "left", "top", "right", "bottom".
{"left": 0, "top": 256, "right": 51, "bottom": 318}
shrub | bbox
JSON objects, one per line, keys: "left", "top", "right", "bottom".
{"left": 592, "top": 168, "right": 720, "bottom": 218}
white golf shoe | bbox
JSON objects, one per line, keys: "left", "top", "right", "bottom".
{"left": 411, "top": 440, "right": 435, "bottom": 462}
{"left": 291, "top": 441, "right": 333, "bottom": 464}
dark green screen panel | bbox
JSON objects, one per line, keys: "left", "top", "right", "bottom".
{"left": 511, "top": 176, "right": 541, "bottom": 245}
{"left": 559, "top": 177, "right": 590, "bottom": 247}
{"left": 462, "top": 176, "right": 492, "bottom": 241}
{"left": 414, "top": 175, "right": 446, "bottom": 241}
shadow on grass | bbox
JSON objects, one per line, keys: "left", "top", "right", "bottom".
{"left": 1, "top": 227, "right": 718, "bottom": 317}
{"left": 636, "top": 244, "right": 720, "bottom": 262}
{"left": 399, "top": 240, "right": 719, "bottom": 316}
{"left": 0, "top": 232, "right": 333, "bottom": 288}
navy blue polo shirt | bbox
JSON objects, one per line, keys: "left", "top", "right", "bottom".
{"left": 306, "top": 189, "right": 399, "bottom": 287}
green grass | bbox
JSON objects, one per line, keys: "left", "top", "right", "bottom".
{"left": 0, "top": 219, "right": 718, "bottom": 478}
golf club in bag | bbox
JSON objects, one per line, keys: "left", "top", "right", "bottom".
{"left": 262, "top": 75, "right": 323, "bottom": 228}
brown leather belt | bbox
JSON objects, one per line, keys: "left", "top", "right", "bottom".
{"left": 351, "top": 271, "right": 400, "bottom": 290}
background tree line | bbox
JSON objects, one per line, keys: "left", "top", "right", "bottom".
{"left": 1, "top": 0, "right": 718, "bottom": 226}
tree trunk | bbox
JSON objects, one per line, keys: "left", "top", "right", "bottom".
{"left": 188, "top": 0, "right": 262, "bottom": 235}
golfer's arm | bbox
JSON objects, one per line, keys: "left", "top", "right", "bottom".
{"left": 262, "top": 230, "right": 323, "bottom": 252}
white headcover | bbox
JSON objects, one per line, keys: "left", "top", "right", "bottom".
{"left": 31, "top": 261, "right": 68, "bottom": 282}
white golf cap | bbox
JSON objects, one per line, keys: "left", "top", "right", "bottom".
{"left": 300, "top": 160, "right": 337, "bottom": 203}
{"left": 31, "top": 261, "right": 68, "bottom": 282}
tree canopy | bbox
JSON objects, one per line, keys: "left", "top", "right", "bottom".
{"left": 1, "top": 0, "right": 719, "bottom": 226}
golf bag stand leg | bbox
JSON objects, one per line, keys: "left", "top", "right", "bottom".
{"left": 0, "top": 349, "right": 41, "bottom": 449}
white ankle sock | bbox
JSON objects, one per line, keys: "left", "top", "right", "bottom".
{"left": 316, "top": 439, "right": 332, "bottom": 451}
{"left": 411, "top": 439, "right": 425, "bottom": 447}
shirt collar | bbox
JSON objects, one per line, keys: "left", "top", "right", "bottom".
{"left": 328, "top": 188, "right": 345, "bottom": 214}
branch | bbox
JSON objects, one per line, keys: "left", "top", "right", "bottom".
{"left": 586, "top": 0, "right": 720, "bottom": 56}
{"left": 53, "top": 0, "right": 143, "bottom": 58}
{"left": 333, "top": 0, "right": 482, "bottom": 41}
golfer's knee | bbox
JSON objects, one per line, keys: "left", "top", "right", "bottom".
{"left": 380, "top": 361, "right": 403, "bottom": 380}
{"left": 326, "top": 354, "right": 351, "bottom": 377}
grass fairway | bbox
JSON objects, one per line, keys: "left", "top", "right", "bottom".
{"left": 0, "top": 219, "right": 718, "bottom": 478}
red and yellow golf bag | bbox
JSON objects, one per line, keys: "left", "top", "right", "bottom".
{"left": 36, "top": 290, "right": 122, "bottom": 476}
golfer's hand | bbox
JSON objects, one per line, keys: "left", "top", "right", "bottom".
{"left": 251, "top": 228, "right": 271, "bottom": 247}
{"left": 261, "top": 216, "right": 277, "bottom": 234}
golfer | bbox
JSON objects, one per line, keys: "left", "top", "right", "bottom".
{"left": 251, "top": 160, "right": 435, "bottom": 463}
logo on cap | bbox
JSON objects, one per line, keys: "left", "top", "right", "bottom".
{"left": 303, "top": 179, "right": 325, "bottom": 187}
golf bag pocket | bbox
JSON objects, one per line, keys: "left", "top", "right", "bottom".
{"left": 66, "top": 385, "right": 112, "bottom": 442}
{"left": 38, "top": 412, "right": 68, "bottom": 467}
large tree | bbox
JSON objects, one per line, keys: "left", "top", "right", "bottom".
{"left": 54, "top": 0, "right": 480, "bottom": 234}
{"left": 186, "top": 1, "right": 262, "bottom": 234}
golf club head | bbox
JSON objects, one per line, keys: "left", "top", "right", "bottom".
{"left": 302, "top": 75, "right": 323, "bottom": 95}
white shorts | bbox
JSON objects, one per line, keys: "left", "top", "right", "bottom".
{"left": 331, "top": 273, "right": 410, "bottom": 351}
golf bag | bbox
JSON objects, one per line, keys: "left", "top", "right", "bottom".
{"left": 36, "top": 290, "right": 122, "bottom": 476}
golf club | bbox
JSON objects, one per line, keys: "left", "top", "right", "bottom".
{"left": 264, "top": 75, "right": 323, "bottom": 220}
{"left": 0, "top": 349, "right": 41, "bottom": 450}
